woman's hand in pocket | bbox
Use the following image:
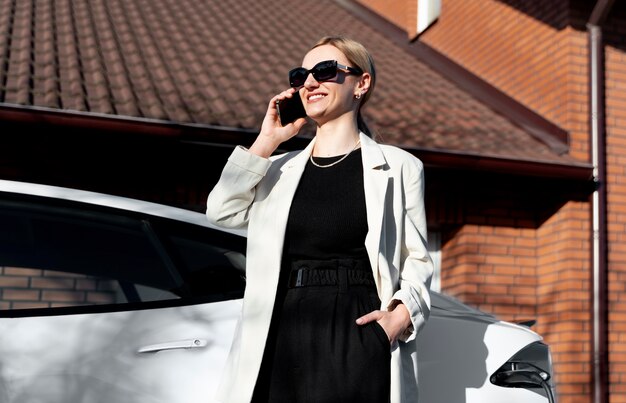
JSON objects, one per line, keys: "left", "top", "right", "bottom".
{"left": 356, "top": 303, "right": 411, "bottom": 345}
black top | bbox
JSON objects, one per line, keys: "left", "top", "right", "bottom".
{"left": 284, "top": 149, "right": 369, "bottom": 260}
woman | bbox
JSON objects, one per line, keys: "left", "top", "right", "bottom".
{"left": 206, "top": 35, "right": 433, "bottom": 403}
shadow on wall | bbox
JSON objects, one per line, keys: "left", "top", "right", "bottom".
{"left": 426, "top": 167, "right": 592, "bottom": 236}
{"left": 496, "top": 0, "right": 626, "bottom": 50}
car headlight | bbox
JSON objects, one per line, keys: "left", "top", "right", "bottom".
{"left": 490, "top": 341, "right": 556, "bottom": 403}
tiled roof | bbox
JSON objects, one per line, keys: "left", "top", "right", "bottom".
{"left": 0, "top": 0, "right": 582, "bottom": 165}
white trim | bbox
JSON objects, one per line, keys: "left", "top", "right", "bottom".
{"left": 417, "top": 0, "right": 441, "bottom": 35}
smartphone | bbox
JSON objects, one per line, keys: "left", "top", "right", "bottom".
{"left": 276, "top": 96, "right": 307, "bottom": 126}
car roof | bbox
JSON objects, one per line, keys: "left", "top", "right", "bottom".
{"left": 0, "top": 179, "right": 245, "bottom": 237}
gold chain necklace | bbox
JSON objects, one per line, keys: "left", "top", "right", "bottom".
{"left": 309, "top": 139, "right": 361, "bottom": 169}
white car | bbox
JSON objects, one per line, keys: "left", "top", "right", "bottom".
{"left": 0, "top": 179, "right": 556, "bottom": 402}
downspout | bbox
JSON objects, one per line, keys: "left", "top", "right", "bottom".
{"left": 587, "top": 1, "right": 614, "bottom": 403}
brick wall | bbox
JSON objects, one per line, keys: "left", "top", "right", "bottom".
{"left": 414, "top": 0, "right": 597, "bottom": 402}
{"left": 415, "top": 1, "right": 626, "bottom": 402}
{"left": 419, "top": 0, "right": 589, "bottom": 160}
{"left": 441, "top": 224, "right": 538, "bottom": 321}
{"left": 0, "top": 266, "right": 118, "bottom": 309}
{"left": 536, "top": 201, "right": 592, "bottom": 398}
{"left": 353, "top": 1, "right": 626, "bottom": 400}
{"left": 348, "top": 0, "right": 608, "bottom": 403}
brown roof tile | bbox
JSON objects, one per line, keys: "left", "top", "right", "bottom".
{"left": 0, "top": 0, "right": 584, "bottom": 165}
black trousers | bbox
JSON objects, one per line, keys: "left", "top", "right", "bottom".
{"left": 252, "top": 258, "right": 391, "bottom": 403}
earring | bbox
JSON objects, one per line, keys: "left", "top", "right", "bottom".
{"left": 355, "top": 93, "right": 362, "bottom": 99}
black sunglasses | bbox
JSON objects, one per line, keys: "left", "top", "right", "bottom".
{"left": 288, "top": 60, "right": 363, "bottom": 88}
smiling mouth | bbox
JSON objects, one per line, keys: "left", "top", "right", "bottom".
{"left": 308, "top": 94, "right": 326, "bottom": 101}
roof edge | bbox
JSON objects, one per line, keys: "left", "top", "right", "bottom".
{"left": 406, "top": 146, "right": 593, "bottom": 181}
{"left": 336, "top": 0, "right": 571, "bottom": 155}
{"left": 0, "top": 102, "right": 258, "bottom": 145}
{"left": 1, "top": 103, "right": 592, "bottom": 181}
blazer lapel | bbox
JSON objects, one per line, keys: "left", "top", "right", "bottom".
{"left": 360, "top": 133, "right": 389, "bottom": 290}
{"left": 277, "top": 137, "right": 315, "bottom": 190}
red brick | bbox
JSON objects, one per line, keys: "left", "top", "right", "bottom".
{"left": 0, "top": 277, "right": 29, "bottom": 288}
{"left": 41, "top": 290, "right": 85, "bottom": 302}
{"left": 30, "top": 277, "right": 76, "bottom": 289}
{"left": 12, "top": 302, "right": 49, "bottom": 309}
{"left": 3, "top": 289, "right": 40, "bottom": 301}
{"left": 3, "top": 267, "right": 42, "bottom": 276}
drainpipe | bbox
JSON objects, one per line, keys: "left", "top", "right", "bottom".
{"left": 587, "top": 1, "right": 614, "bottom": 403}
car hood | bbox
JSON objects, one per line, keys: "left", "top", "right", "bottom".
{"left": 430, "top": 291, "right": 539, "bottom": 334}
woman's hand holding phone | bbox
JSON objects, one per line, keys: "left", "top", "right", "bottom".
{"left": 276, "top": 94, "right": 307, "bottom": 126}
{"left": 249, "top": 88, "right": 307, "bottom": 158}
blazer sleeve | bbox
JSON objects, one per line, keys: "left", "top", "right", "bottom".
{"left": 206, "top": 146, "right": 272, "bottom": 230}
{"left": 388, "top": 157, "right": 433, "bottom": 343}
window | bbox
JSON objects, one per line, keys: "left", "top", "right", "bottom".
{"left": 0, "top": 197, "right": 246, "bottom": 314}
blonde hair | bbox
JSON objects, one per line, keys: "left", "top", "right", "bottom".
{"left": 311, "top": 36, "right": 376, "bottom": 138}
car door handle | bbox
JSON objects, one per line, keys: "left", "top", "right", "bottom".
{"left": 137, "top": 338, "right": 208, "bottom": 354}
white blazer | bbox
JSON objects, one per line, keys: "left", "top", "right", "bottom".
{"left": 206, "top": 132, "right": 433, "bottom": 403}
